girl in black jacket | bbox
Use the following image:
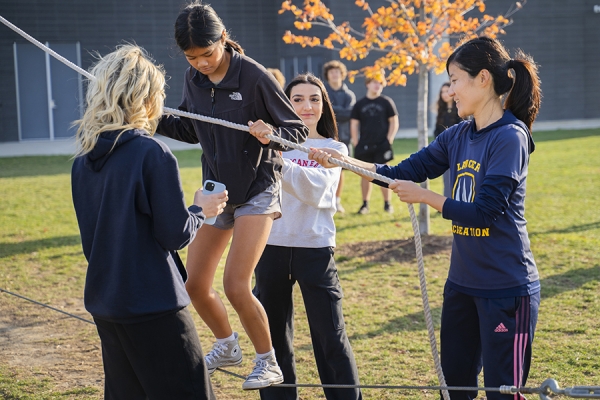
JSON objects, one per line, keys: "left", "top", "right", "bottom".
{"left": 157, "top": 2, "right": 309, "bottom": 390}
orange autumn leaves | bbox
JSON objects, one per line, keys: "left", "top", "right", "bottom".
{"left": 280, "top": 0, "right": 515, "bottom": 85}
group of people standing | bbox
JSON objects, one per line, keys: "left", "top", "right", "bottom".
{"left": 70, "top": 1, "right": 542, "bottom": 400}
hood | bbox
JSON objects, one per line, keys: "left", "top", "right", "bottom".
{"left": 470, "top": 109, "right": 535, "bottom": 154}
{"left": 84, "top": 129, "right": 145, "bottom": 172}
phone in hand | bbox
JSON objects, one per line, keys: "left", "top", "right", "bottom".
{"left": 202, "top": 180, "right": 226, "bottom": 225}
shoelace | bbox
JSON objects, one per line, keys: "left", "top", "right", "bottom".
{"left": 205, "top": 342, "right": 227, "bottom": 364}
{"left": 247, "top": 358, "right": 269, "bottom": 379}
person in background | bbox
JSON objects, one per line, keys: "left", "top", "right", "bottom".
{"left": 433, "top": 82, "right": 462, "bottom": 198}
{"left": 156, "top": 1, "right": 309, "bottom": 390}
{"left": 254, "top": 73, "right": 362, "bottom": 400}
{"left": 323, "top": 60, "right": 356, "bottom": 214}
{"left": 309, "top": 36, "right": 542, "bottom": 400}
{"left": 267, "top": 68, "right": 286, "bottom": 88}
{"left": 350, "top": 72, "right": 399, "bottom": 214}
{"left": 71, "top": 44, "right": 227, "bottom": 400}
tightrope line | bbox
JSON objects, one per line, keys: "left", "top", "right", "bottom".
{"left": 215, "top": 367, "right": 600, "bottom": 400}
{"left": 0, "top": 287, "right": 94, "bottom": 325}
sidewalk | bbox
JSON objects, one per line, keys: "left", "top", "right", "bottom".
{"left": 1, "top": 119, "right": 599, "bottom": 158}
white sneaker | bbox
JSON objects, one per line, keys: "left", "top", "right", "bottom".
{"left": 204, "top": 332, "right": 243, "bottom": 374}
{"left": 241, "top": 356, "right": 284, "bottom": 390}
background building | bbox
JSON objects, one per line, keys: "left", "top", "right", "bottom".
{"left": 0, "top": 0, "right": 599, "bottom": 145}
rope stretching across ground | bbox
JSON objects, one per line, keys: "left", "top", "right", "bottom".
{"left": 1, "top": 286, "right": 598, "bottom": 399}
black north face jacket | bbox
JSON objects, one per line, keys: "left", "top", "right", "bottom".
{"left": 157, "top": 48, "right": 308, "bottom": 204}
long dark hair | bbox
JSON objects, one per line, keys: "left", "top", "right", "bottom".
{"left": 436, "top": 82, "right": 458, "bottom": 119}
{"left": 174, "top": 2, "right": 244, "bottom": 54}
{"left": 284, "top": 73, "right": 338, "bottom": 140}
{"left": 434, "top": 82, "right": 460, "bottom": 136}
{"left": 446, "top": 36, "right": 541, "bottom": 129}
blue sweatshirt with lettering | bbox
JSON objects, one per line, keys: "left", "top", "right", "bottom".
{"left": 72, "top": 129, "right": 204, "bottom": 322}
{"left": 376, "top": 110, "right": 539, "bottom": 292}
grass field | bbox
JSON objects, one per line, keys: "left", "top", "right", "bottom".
{"left": 0, "top": 128, "right": 599, "bottom": 399}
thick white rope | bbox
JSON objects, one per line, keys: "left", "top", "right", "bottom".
{"left": 0, "top": 14, "right": 449, "bottom": 399}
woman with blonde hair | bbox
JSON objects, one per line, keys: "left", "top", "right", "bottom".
{"left": 71, "top": 44, "right": 226, "bottom": 399}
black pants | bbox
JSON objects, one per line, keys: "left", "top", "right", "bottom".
{"left": 254, "top": 245, "right": 362, "bottom": 400}
{"left": 94, "top": 308, "right": 216, "bottom": 400}
{"left": 440, "top": 283, "right": 540, "bottom": 400}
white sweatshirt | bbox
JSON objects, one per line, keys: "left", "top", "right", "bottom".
{"left": 267, "top": 138, "right": 348, "bottom": 248}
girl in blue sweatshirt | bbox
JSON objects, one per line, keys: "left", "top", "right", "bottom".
{"left": 310, "top": 37, "right": 542, "bottom": 400}
{"left": 71, "top": 44, "right": 227, "bottom": 400}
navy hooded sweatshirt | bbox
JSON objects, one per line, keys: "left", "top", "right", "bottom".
{"left": 72, "top": 129, "right": 204, "bottom": 323}
{"left": 376, "top": 110, "right": 539, "bottom": 294}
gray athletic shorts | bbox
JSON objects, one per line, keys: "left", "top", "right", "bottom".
{"left": 212, "top": 181, "right": 282, "bottom": 230}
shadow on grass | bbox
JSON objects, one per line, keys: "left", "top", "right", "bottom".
{"left": 0, "top": 156, "right": 74, "bottom": 178}
{"left": 532, "top": 128, "right": 600, "bottom": 143}
{"left": 0, "top": 150, "right": 202, "bottom": 179}
{"left": 0, "top": 236, "right": 81, "bottom": 258}
{"left": 529, "top": 221, "right": 600, "bottom": 237}
{"left": 341, "top": 264, "right": 599, "bottom": 340}
{"left": 539, "top": 265, "right": 600, "bottom": 299}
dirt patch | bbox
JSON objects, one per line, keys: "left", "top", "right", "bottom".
{"left": 336, "top": 235, "right": 453, "bottom": 263}
{"left": 0, "top": 294, "right": 103, "bottom": 394}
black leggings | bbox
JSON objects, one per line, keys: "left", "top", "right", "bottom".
{"left": 254, "top": 245, "right": 362, "bottom": 400}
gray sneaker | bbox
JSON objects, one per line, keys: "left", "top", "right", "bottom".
{"left": 241, "top": 356, "right": 284, "bottom": 390}
{"left": 204, "top": 332, "right": 243, "bottom": 374}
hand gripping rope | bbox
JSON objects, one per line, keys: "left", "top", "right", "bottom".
{"left": 2, "top": 14, "right": 599, "bottom": 400}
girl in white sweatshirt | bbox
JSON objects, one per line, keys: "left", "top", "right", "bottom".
{"left": 254, "top": 73, "right": 362, "bottom": 400}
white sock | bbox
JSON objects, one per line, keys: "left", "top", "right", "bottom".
{"left": 256, "top": 348, "right": 275, "bottom": 360}
{"left": 216, "top": 333, "right": 236, "bottom": 344}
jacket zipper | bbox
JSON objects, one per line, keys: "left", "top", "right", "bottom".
{"left": 211, "top": 88, "right": 218, "bottom": 178}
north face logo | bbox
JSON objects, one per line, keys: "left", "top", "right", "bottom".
{"left": 229, "top": 92, "right": 242, "bottom": 101}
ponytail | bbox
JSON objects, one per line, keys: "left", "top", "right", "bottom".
{"left": 225, "top": 38, "right": 244, "bottom": 55}
{"left": 504, "top": 51, "right": 542, "bottom": 130}
{"left": 447, "top": 37, "right": 542, "bottom": 130}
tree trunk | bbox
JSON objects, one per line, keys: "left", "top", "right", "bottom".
{"left": 417, "top": 65, "right": 430, "bottom": 235}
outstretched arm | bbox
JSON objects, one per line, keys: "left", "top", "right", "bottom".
{"left": 308, "top": 147, "right": 377, "bottom": 180}
{"left": 388, "top": 180, "right": 446, "bottom": 213}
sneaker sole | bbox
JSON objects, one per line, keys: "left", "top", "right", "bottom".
{"left": 207, "top": 357, "right": 243, "bottom": 375}
{"left": 241, "top": 375, "right": 284, "bottom": 390}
